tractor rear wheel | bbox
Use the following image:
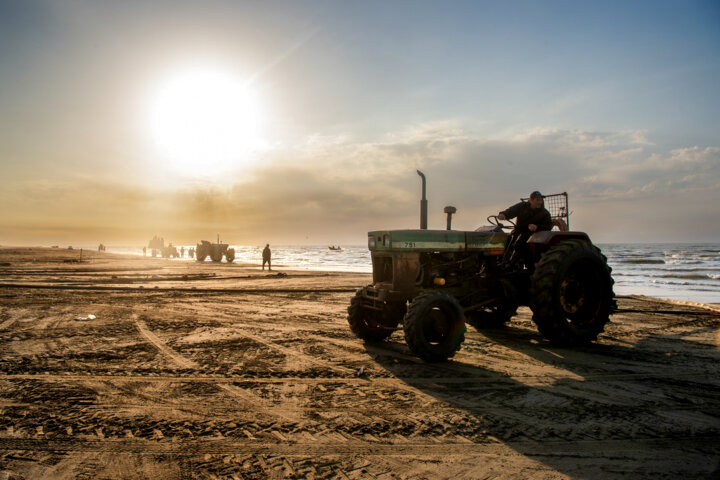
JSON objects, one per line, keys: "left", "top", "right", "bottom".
{"left": 196, "top": 246, "right": 207, "bottom": 262}
{"left": 403, "top": 292, "right": 466, "bottom": 362}
{"left": 530, "top": 240, "right": 614, "bottom": 346}
{"left": 347, "top": 290, "right": 402, "bottom": 342}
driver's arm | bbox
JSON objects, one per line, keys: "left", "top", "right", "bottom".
{"left": 499, "top": 202, "right": 522, "bottom": 222}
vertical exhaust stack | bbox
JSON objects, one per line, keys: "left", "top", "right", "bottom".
{"left": 417, "top": 170, "right": 427, "bottom": 229}
{"left": 444, "top": 206, "right": 456, "bottom": 230}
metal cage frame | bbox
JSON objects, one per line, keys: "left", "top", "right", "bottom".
{"left": 522, "top": 192, "right": 570, "bottom": 230}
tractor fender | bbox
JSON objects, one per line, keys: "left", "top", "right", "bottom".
{"left": 527, "top": 230, "right": 590, "bottom": 247}
{"left": 552, "top": 218, "right": 569, "bottom": 231}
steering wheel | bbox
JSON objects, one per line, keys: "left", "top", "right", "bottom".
{"left": 487, "top": 215, "right": 514, "bottom": 229}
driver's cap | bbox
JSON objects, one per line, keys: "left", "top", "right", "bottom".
{"left": 530, "top": 191, "right": 543, "bottom": 199}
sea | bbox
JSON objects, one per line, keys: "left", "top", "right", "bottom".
{"left": 99, "top": 243, "right": 720, "bottom": 305}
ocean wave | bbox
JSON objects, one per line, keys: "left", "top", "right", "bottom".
{"left": 619, "top": 259, "right": 666, "bottom": 264}
{"left": 613, "top": 272, "right": 719, "bottom": 281}
{"left": 648, "top": 281, "right": 718, "bottom": 292}
{"left": 660, "top": 273, "right": 720, "bottom": 280}
{"left": 666, "top": 253, "right": 719, "bottom": 260}
{"left": 664, "top": 260, "right": 705, "bottom": 265}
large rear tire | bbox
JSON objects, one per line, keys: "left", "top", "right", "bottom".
{"left": 403, "top": 292, "right": 466, "bottom": 362}
{"left": 196, "top": 245, "right": 207, "bottom": 262}
{"left": 347, "top": 290, "right": 403, "bottom": 342}
{"left": 530, "top": 240, "right": 614, "bottom": 346}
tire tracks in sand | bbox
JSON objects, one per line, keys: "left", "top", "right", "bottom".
{"left": 132, "top": 314, "right": 297, "bottom": 421}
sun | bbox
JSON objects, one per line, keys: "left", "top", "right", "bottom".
{"left": 148, "top": 68, "right": 262, "bottom": 173}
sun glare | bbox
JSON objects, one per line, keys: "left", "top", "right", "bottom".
{"left": 149, "top": 68, "right": 262, "bottom": 174}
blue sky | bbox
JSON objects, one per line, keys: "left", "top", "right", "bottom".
{"left": 1, "top": 0, "right": 719, "bottom": 245}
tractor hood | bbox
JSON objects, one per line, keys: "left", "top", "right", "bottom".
{"left": 368, "top": 229, "right": 507, "bottom": 254}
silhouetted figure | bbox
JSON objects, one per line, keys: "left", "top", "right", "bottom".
{"left": 262, "top": 244, "right": 272, "bottom": 271}
{"left": 498, "top": 190, "right": 552, "bottom": 235}
{"left": 498, "top": 190, "right": 553, "bottom": 268}
{"left": 180, "top": 246, "right": 185, "bottom": 257}
{"left": 143, "top": 246, "right": 147, "bottom": 256}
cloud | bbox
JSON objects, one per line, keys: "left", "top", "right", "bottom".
{"left": 2, "top": 123, "right": 718, "bottom": 245}
{"left": 575, "top": 146, "right": 720, "bottom": 199}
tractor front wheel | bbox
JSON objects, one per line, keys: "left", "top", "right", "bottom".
{"left": 226, "top": 248, "right": 235, "bottom": 263}
{"left": 347, "top": 290, "right": 403, "bottom": 342}
{"left": 403, "top": 292, "right": 466, "bottom": 362}
{"left": 530, "top": 240, "right": 615, "bottom": 346}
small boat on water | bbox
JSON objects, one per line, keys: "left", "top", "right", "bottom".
{"left": 328, "top": 246, "right": 342, "bottom": 251}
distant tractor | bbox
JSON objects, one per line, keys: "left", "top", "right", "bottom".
{"left": 160, "top": 245, "right": 179, "bottom": 259}
{"left": 196, "top": 235, "right": 235, "bottom": 263}
{"left": 148, "top": 236, "right": 179, "bottom": 259}
{"left": 348, "top": 171, "right": 615, "bottom": 362}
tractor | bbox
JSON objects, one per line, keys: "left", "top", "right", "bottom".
{"left": 195, "top": 235, "right": 235, "bottom": 263}
{"left": 348, "top": 171, "right": 615, "bottom": 362}
{"left": 147, "top": 236, "right": 179, "bottom": 259}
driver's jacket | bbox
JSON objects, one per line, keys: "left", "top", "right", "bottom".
{"left": 500, "top": 201, "right": 553, "bottom": 236}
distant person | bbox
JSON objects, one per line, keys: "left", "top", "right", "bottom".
{"left": 189, "top": 247, "right": 194, "bottom": 259}
{"left": 180, "top": 246, "right": 185, "bottom": 257}
{"left": 143, "top": 246, "right": 147, "bottom": 256}
{"left": 262, "top": 244, "right": 272, "bottom": 271}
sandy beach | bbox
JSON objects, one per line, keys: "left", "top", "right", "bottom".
{"left": 0, "top": 247, "right": 719, "bottom": 479}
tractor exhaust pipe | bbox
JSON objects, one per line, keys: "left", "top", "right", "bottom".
{"left": 444, "top": 206, "right": 456, "bottom": 230}
{"left": 417, "top": 170, "right": 427, "bottom": 229}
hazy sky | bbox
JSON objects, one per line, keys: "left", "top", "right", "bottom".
{"left": 1, "top": 0, "right": 719, "bottom": 246}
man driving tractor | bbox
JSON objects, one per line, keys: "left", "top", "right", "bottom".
{"left": 498, "top": 190, "right": 553, "bottom": 234}
{"left": 497, "top": 190, "right": 553, "bottom": 268}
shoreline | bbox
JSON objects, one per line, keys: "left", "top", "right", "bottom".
{"left": 2, "top": 245, "right": 717, "bottom": 308}
{"left": 617, "top": 294, "right": 720, "bottom": 313}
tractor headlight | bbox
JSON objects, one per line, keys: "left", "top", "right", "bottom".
{"left": 368, "top": 236, "right": 375, "bottom": 248}
{"left": 384, "top": 235, "right": 391, "bottom": 247}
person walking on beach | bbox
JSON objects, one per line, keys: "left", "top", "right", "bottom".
{"left": 143, "top": 246, "right": 146, "bottom": 257}
{"left": 262, "top": 244, "right": 272, "bottom": 271}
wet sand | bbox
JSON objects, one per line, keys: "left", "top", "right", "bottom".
{"left": 1, "top": 247, "right": 719, "bottom": 479}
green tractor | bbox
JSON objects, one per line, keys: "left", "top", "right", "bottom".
{"left": 195, "top": 235, "right": 235, "bottom": 263}
{"left": 348, "top": 171, "right": 615, "bottom": 362}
